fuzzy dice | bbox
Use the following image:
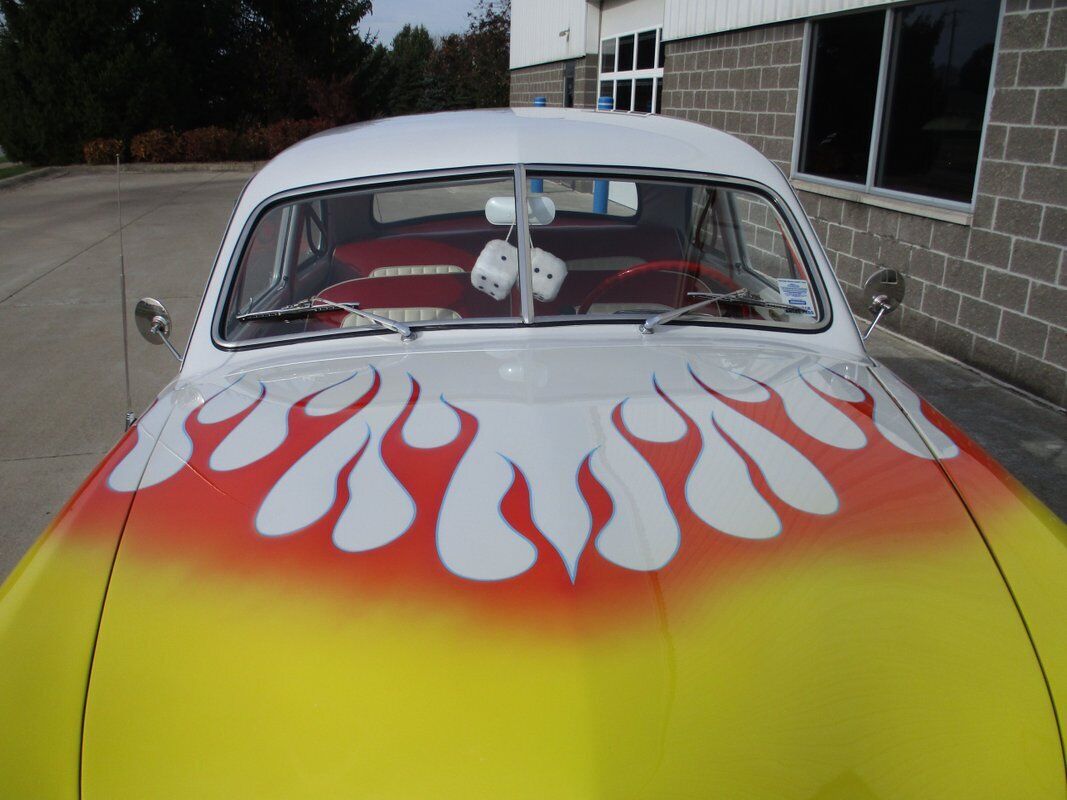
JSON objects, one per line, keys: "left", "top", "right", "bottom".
{"left": 471, "top": 240, "right": 568, "bottom": 303}
{"left": 531, "top": 247, "right": 567, "bottom": 302}
{"left": 471, "top": 239, "right": 519, "bottom": 301}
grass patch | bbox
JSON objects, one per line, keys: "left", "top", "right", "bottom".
{"left": 0, "top": 164, "right": 32, "bottom": 181}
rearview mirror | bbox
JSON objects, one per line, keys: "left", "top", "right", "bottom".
{"left": 485, "top": 195, "right": 556, "bottom": 226}
{"left": 135, "top": 297, "right": 183, "bottom": 361}
{"left": 861, "top": 268, "right": 906, "bottom": 341}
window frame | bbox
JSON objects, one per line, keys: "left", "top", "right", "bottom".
{"left": 598, "top": 27, "right": 665, "bottom": 114}
{"left": 790, "top": 1, "right": 1004, "bottom": 213}
{"left": 211, "top": 165, "right": 832, "bottom": 352}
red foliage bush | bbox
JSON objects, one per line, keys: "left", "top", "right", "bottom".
{"left": 238, "top": 126, "right": 270, "bottom": 160}
{"left": 82, "top": 138, "right": 123, "bottom": 165}
{"left": 260, "top": 118, "right": 332, "bottom": 157}
{"left": 179, "top": 126, "right": 237, "bottom": 162}
{"left": 130, "top": 129, "right": 179, "bottom": 163}
{"left": 86, "top": 119, "right": 332, "bottom": 166}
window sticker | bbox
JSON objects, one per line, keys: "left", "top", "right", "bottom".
{"left": 776, "top": 278, "right": 816, "bottom": 316}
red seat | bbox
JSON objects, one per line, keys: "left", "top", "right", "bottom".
{"left": 333, "top": 238, "right": 476, "bottom": 279}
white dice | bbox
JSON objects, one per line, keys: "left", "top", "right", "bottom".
{"left": 471, "top": 240, "right": 567, "bottom": 303}
{"left": 531, "top": 247, "right": 567, "bottom": 302}
{"left": 471, "top": 239, "right": 518, "bottom": 301}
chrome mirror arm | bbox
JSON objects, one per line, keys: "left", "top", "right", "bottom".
{"left": 860, "top": 269, "right": 906, "bottom": 343}
{"left": 148, "top": 315, "right": 184, "bottom": 361}
{"left": 862, "top": 295, "right": 892, "bottom": 341}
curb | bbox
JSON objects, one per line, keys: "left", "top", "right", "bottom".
{"left": 70, "top": 161, "right": 263, "bottom": 174}
{"left": 0, "top": 166, "right": 64, "bottom": 191}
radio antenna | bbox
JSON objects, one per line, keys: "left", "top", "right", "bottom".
{"left": 116, "top": 153, "right": 135, "bottom": 429}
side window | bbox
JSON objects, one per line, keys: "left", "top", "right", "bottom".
{"left": 234, "top": 205, "right": 286, "bottom": 313}
{"left": 295, "top": 200, "right": 328, "bottom": 267}
{"left": 730, "top": 192, "right": 798, "bottom": 281}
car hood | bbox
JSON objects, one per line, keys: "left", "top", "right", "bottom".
{"left": 81, "top": 339, "right": 1064, "bottom": 797}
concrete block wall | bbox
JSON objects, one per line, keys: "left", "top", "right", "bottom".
{"left": 658, "top": 5, "right": 1066, "bottom": 407}
{"left": 509, "top": 56, "right": 598, "bottom": 109}
{"left": 660, "top": 23, "right": 804, "bottom": 174}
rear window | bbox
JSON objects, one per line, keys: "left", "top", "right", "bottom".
{"left": 372, "top": 178, "right": 514, "bottom": 224}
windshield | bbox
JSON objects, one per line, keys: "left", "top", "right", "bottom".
{"left": 526, "top": 173, "right": 821, "bottom": 325}
{"left": 220, "top": 170, "right": 823, "bottom": 344}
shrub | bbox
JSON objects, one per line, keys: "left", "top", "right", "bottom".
{"left": 130, "top": 129, "right": 179, "bottom": 163}
{"left": 261, "top": 118, "right": 333, "bottom": 157}
{"left": 301, "top": 117, "right": 333, "bottom": 137}
{"left": 237, "top": 126, "right": 270, "bottom": 160}
{"left": 261, "top": 119, "right": 301, "bottom": 157}
{"left": 83, "top": 138, "right": 123, "bottom": 165}
{"left": 179, "top": 126, "right": 237, "bottom": 162}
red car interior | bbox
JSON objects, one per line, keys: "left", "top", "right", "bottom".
{"left": 317, "top": 214, "right": 713, "bottom": 325}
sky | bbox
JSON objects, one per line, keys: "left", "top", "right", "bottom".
{"left": 361, "top": 0, "right": 482, "bottom": 46}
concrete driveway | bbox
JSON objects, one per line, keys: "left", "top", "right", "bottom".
{"left": 0, "top": 169, "right": 1063, "bottom": 580}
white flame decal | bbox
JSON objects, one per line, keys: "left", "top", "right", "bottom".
{"left": 107, "top": 351, "right": 959, "bottom": 582}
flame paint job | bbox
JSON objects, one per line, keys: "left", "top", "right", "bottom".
{"left": 2, "top": 341, "right": 1062, "bottom": 798}
{"left": 100, "top": 348, "right": 960, "bottom": 584}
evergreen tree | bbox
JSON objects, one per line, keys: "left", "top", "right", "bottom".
{"left": 387, "top": 24, "right": 433, "bottom": 116}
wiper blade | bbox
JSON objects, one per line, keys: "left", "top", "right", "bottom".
{"left": 639, "top": 289, "right": 746, "bottom": 334}
{"left": 686, "top": 290, "right": 812, "bottom": 315}
{"left": 236, "top": 298, "right": 415, "bottom": 341}
{"left": 639, "top": 289, "right": 809, "bottom": 334}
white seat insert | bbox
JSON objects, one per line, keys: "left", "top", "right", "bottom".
{"left": 369, "top": 265, "right": 463, "bottom": 277}
{"left": 341, "top": 308, "right": 462, "bottom": 327}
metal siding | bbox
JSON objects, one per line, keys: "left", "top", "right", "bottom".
{"left": 510, "top": 0, "right": 590, "bottom": 69}
{"left": 600, "top": 0, "right": 666, "bottom": 38}
{"left": 662, "top": 0, "right": 903, "bottom": 41}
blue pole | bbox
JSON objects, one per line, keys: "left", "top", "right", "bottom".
{"left": 593, "top": 97, "right": 613, "bottom": 212}
{"left": 531, "top": 97, "right": 547, "bottom": 193}
{"left": 593, "top": 177, "right": 609, "bottom": 214}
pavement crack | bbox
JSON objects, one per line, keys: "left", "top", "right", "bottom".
{"left": 0, "top": 450, "right": 105, "bottom": 463}
{"left": 0, "top": 173, "right": 221, "bottom": 306}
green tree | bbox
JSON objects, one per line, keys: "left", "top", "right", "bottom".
{"left": 417, "top": 0, "right": 510, "bottom": 113}
{"left": 243, "top": 0, "right": 383, "bottom": 123}
{"left": 0, "top": 0, "right": 384, "bottom": 163}
{"left": 387, "top": 24, "right": 434, "bottom": 116}
{"left": 463, "top": 0, "right": 510, "bottom": 108}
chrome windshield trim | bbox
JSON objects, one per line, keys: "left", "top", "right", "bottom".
{"left": 514, "top": 164, "right": 535, "bottom": 324}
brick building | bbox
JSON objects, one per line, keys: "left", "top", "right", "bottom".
{"left": 510, "top": 0, "right": 1066, "bottom": 407}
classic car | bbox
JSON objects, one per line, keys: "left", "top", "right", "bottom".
{"left": 1, "top": 108, "right": 1064, "bottom": 798}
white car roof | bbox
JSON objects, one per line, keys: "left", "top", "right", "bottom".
{"left": 242, "top": 108, "right": 786, "bottom": 207}
{"left": 184, "top": 109, "right": 865, "bottom": 369}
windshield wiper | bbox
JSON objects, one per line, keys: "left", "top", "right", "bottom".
{"left": 639, "top": 289, "right": 808, "bottom": 334}
{"left": 639, "top": 290, "right": 746, "bottom": 334}
{"left": 687, "top": 290, "right": 812, "bottom": 315}
{"left": 236, "top": 298, "right": 415, "bottom": 341}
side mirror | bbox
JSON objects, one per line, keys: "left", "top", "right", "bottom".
{"left": 861, "top": 268, "right": 906, "bottom": 341}
{"left": 135, "top": 297, "right": 183, "bottom": 361}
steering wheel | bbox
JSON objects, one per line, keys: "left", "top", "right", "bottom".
{"left": 577, "top": 259, "right": 744, "bottom": 315}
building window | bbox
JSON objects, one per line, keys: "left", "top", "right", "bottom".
{"left": 599, "top": 28, "right": 664, "bottom": 114}
{"left": 797, "top": 0, "right": 1000, "bottom": 206}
